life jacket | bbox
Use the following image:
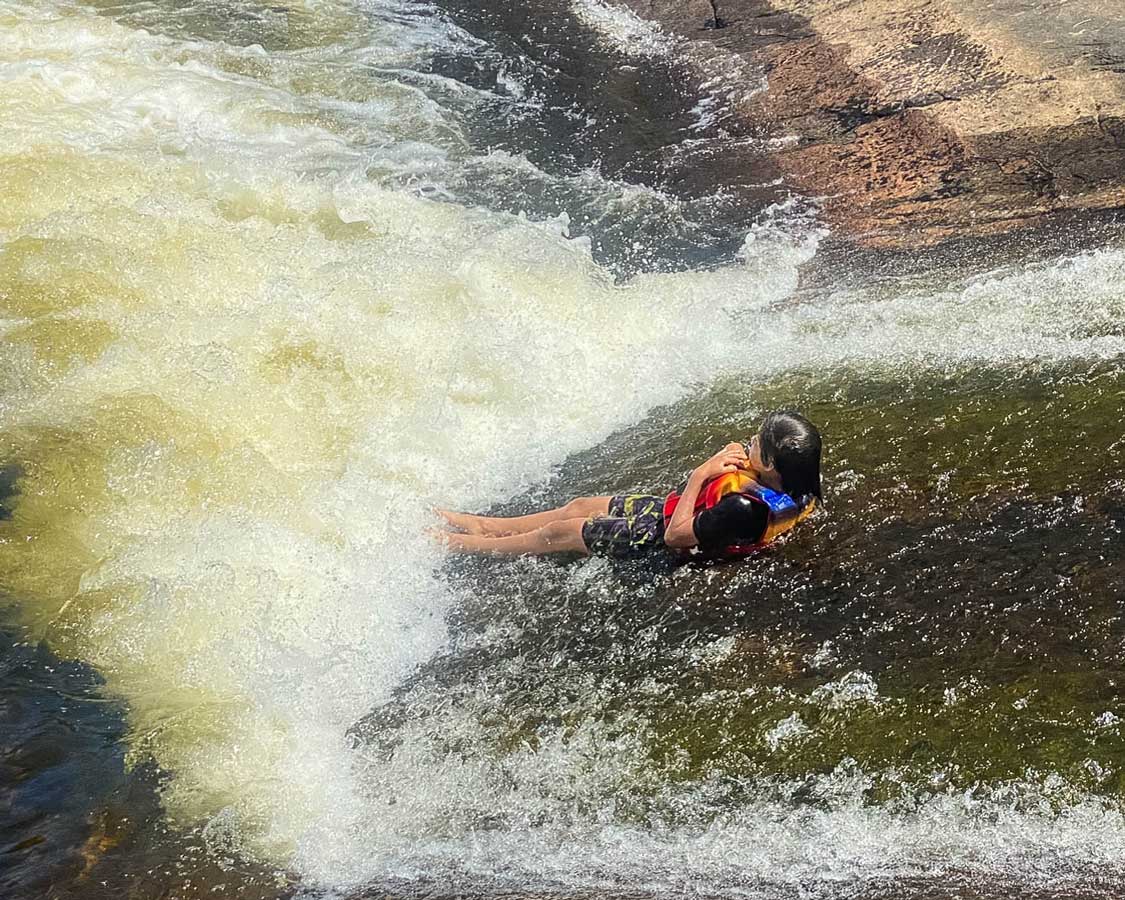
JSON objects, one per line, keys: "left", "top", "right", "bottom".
{"left": 662, "top": 469, "right": 815, "bottom": 557}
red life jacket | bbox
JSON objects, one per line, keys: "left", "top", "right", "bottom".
{"left": 662, "top": 469, "right": 815, "bottom": 557}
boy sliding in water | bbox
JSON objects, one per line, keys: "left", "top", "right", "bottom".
{"left": 435, "top": 410, "right": 822, "bottom": 559}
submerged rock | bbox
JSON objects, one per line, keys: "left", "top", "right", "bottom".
{"left": 617, "top": 0, "right": 1125, "bottom": 248}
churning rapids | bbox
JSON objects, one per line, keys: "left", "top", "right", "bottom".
{"left": 1, "top": 1, "right": 1124, "bottom": 898}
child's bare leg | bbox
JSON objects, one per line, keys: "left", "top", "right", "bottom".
{"left": 439, "top": 518, "right": 589, "bottom": 555}
{"left": 437, "top": 496, "right": 611, "bottom": 536}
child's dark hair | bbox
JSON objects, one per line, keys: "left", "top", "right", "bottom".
{"left": 758, "top": 410, "right": 822, "bottom": 502}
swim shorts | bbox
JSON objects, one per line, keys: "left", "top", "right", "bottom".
{"left": 581, "top": 494, "right": 666, "bottom": 558}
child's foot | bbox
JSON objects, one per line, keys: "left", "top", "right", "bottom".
{"left": 425, "top": 526, "right": 469, "bottom": 552}
{"left": 434, "top": 508, "right": 479, "bottom": 534}
{"left": 425, "top": 525, "right": 453, "bottom": 544}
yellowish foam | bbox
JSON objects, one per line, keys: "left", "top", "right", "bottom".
{"left": 0, "top": 0, "right": 805, "bottom": 866}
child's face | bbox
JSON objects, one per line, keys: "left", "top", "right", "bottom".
{"left": 745, "top": 431, "right": 775, "bottom": 478}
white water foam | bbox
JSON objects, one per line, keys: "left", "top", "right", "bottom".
{"left": 570, "top": 0, "right": 677, "bottom": 59}
{"left": 0, "top": 0, "right": 812, "bottom": 873}
{"left": 330, "top": 689, "right": 1125, "bottom": 894}
{"left": 571, "top": 0, "right": 767, "bottom": 136}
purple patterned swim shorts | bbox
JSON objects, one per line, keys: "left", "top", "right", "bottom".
{"left": 581, "top": 494, "right": 666, "bottom": 558}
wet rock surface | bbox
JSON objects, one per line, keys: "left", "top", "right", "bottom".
{"left": 619, "top": 0, "right": 1125, "bottom": 247}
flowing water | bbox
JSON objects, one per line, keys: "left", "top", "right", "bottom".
{"left": 0, "top": 1, "right": 1123, "bottom": 898}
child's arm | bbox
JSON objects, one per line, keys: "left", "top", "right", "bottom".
{"left": 663, "top": 443, "right": 747, "bottom": 549}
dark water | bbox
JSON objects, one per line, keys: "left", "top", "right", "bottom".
{"left": 3, "top": 0, "right": 1125, "bottom": 898}
{"left": 418, "top": 0, "right": 787, "bottom": 274}
{"left": 348, "top": 362, "right": 1125, "bottom": 898}
{"left": 0, "top": 628, "right": 286, "bottom": 900}
{"left": 432, "top": 363, "right": 1125, "bottom": 793}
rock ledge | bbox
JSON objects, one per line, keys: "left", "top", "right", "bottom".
{"left": 620, "top": 0, "right": 1125, "bottom": 248}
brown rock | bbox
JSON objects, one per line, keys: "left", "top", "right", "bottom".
{"left": 617, "top": 0, "right": 1125, "bottom": 247}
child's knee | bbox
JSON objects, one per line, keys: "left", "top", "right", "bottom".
{"left": 564, "top": 496, "right": 607, "bottom": 518}
{"left": 540, "top": 518, "right": 587, "bottom": 551}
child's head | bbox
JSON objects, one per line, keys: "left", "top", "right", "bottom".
{"left": 757, "top": 410, "right": 822, "bottom": 501}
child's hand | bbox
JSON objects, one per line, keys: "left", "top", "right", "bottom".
{"left": 694, "top": 442, "right": 749, "bottom": 481}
